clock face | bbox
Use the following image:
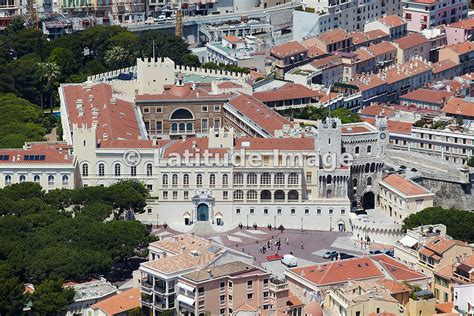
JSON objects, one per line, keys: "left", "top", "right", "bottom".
{"left": 380, "top": 133, "right": 386, "bottom": 140}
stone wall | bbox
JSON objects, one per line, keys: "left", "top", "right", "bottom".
{"left": 414, "top": 177, "right": 474, "bottom": 211}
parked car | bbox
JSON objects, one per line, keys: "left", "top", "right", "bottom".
{"left": 384, "top": 249, "right": 394, "bottom": 257}
{"left": 281, "top": 254, "right": 298, "bottom": 267}
{"left": 323, "top": 251, "right": 337, "bottom": 259}
{"left": 369, "top": 250, "right": 383, "bottom": 255}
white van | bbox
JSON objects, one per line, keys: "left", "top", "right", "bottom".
{"left": 281, "top": 254, "right": 297, "bottom": 267}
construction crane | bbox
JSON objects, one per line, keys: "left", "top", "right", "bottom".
{"left": 175, "top": 0, "right": 183, "bottom": 37}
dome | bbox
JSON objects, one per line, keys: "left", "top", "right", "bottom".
{"left": 305, "top": 300, "right": 323, "bottom": 316}
{"left": 168, "top": 84, "right": 192, "bottom": 97}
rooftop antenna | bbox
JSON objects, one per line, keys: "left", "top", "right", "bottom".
{"left": 152, "top": 39, "right": 155, "bottom": 59}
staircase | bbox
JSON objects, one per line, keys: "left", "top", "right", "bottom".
{"left": 190, "top": 221, "right": 217, "bottom": 236}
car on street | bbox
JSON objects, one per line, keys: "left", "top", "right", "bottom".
{"left": 323, "top": 251, "right": 337, "bottom": 259}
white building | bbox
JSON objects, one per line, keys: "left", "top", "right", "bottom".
{"left": 453, "top": 283, "right": 474, "bottom": 315}
{"left": 65, "top": 279, "right": 118, "bottom": 316}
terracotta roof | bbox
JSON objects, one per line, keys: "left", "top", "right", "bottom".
{"left": 363, "top": 117, "right": 412, "bottom": 134}
{"left": 91, "top": 288, "right": 140, "bottom": 315}
{"left": 182, "top": 261, "right": 261, "bottom": 282}
{"left": 62, "top": 83, "right": 143, "bottom": 145}
{"left": 0, "top": 143, "right": 74, "bottom": 165}
{"left": 432, "top": 59, "right": 459, "bottom": 74}
{"left": 226, "top": 93, "right": 291, "bottom": 135}
{"left": 375, "top": 278, "right": 411, "bottom": 294}
{"left": 400, "top": 88, "right": 453, "bottom": 105}
{"left": 424, "top": 237, "right": 468, "bottom": 255}
{"left": 383, "top": 59, "right": 433, "bottom": 84}
{"left": 368, "top": 41, "right": 397, "bottom": 57}
{"left": 378, "top": 15, "right": 406, "bottom": 28}
{"left": 287, "top": 293, "right": 303, "bottom": 306}
{"left": 341, "top": 125, "right": 373, "bottom": 134}
{"left": 444, "top": 41, "right": 474, "bottom": 55}
{"left": 311, "top": 55, "right": 342, "bottom": 69}
{"left": 381, "top": 174, "right": 431, "bottom": 196}
{"left": 372, "top": 255, "right": 429, "bottom": 282}
{"left": 351, "top": 75, "right": 386, "bottom": 92}
{"left": 307, "top": 46, "right": 326, "bottom": 58}
{"left": 316, "top": 28, "right": 352, "bottom": 44}
{"left": 356, "top": 48, "right": 375, "bottom": 62}
{"left": 434, "top": 263, "right": 455, "bottom": 279}
{"left": 394, "top": 33, "right": 427, "bottom": 50}
{"left": 288, "top": 257, "right": 385, "bottom": 286}
{"left": 365, "top": 29, "right": 390, "bottom": 41}
{"left": 223, "top": 35, "right": 242, "bottom": 43}
{"left": 136, "top": 83, "right": 230, "bottom": 101}
{"left": 253, "top": 83, "right": 319, "bottom": 102}
{"left": 351, "top": 32, "right": 369, "bottom": 45}
{"left": 436, "top": 302, "right": 454, "bottom": 314}
{"left": 271, "top": 41, "right": 307, "bottom": 59}
{"left": 149, "top": 234, "right": 213, "bottom": 254}
{"left": 443, "top": 97, "right": 474, "bottom": 117}
{"left": 234, "top": 137, "right": 315, "bottom": 151}
{"left": 448, "top": 18, "right": 474, "bottom": 30}
{"left": 360, "top": 104, "right": 395, "bottom": 117}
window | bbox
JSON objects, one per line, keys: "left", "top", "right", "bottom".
{"left": 234, "top": 190, "right": 244, "bottom": 200}
{"left": 82, "top": 163, "right": 89, "bottom": 176}
{"left": 172, "top": 174, "right": 178, "bottom": 186}
{"left": 34, "top": 175, "right": 40, "bottom": 183}
{"left": 214, "top": 118, "right": 221, "bottom": 129}
{"left": 291, "top": 208, "right": 296, "bottom": 215}
{"left": 146, "top": 163, "right": 153, "bottom": 176}
{"left": 329, "top": 209, "right": 333, "bottom": 215}
{"left": 247, "top": 293, "right": 253, "bottom": 300}
{"left": 183, "top": 174, "right": 189, "bottom": 186}
{"left": 114, "top": 163, "right": 121, "bottom": 176}
{"left": 288, "top": 173, "right": 298, "bottom": 185}
{"left": 201, "top": 105, "right": 208, "bottom": 112}
{"left": 62, "top": 175, "right": 69, "bottom": 185}
{"left": 210, "top": 174, "right": 216, "bottom": 187}
{"left": 263, "top": 291, "right": 269, "bottom": 298}
{"left": 222, "top": 174, "right": 229, "bottom": 186}
{"left": 367, "top": 145, "right": 372, "bottom": 154}
{"left": 163, "top": 191, "right": 168, "bottom": 199}
{"left": 4, "top": 175, "right": 11, "bottom": 185}
{"left": 261, "top": 172, "right": 271, "bottom": 185}
{"left": 247, "top": 190, "right": 258, "bottom": 200}
{"left": 355, "top": 146, "right": 360, "bottom": 154}
{"left": 172, "top": 191, "right": 178, "bottom": 200}
{"left": 131, "top": 166, "right": 137, "bottom": 176}
{"left": 201, "top": 118, "right": 208, "bottom": 131}
{"left": 220, "top": 282, "right": 225, "bottom": 289}
{"left": 197, "top": 174, "right": 203, "bottom": 186}
{"left": 155, "top": 107, "right": 162, "bottom": 113}
{"left": 198, "top": 287, "right": 204, "bottom": 294}
{"left": 317, "top": 209, "right": 321, "bottom": 215}
{"left": 305, "top": 208, "right": 309, "bottom": 215}
{"left": 214, "top": 105, "right": 221, "bottom": 112}
{"left": 223, "top": 191, "right": 228, "bottom": 200}
{"left": 277, "top": 208, "right": 282, "bottom": 215}
{"left": 275, "top": 172, "right": 285, "bottom": 185}
{"left": 250, "top": 208, "right": 255, "bottom": 214}
{"left": 367, "top": 176, "right": 372, "bottom": 186}
{"left": 341, "top": 209, "right": 346, "bottom": 214}
{"left": 48, "top": 175, "right": 54, "bottom": 185}
{"left": 98, "top": 163, "right": 105, "bottom": 177}
{"left": 264, "top": 208, "right": 268, "bottom": 215}
{"left": 247, "top": 280, "right": 253, "bottom": 287}
{"left": 263, "top": 279, "right": 269, "bottom": 285}
{"left": 247, "top": 173, "right": 257, "bottom": 185}
{"left": 162, "top": 174, "right": 168, "bottom": 186}
{"left": 20, "top": 175, "right": 26, "bottom": 183}
{"left": 236, "top": 208, "right": 241, "bottom": 214}
{"left": 184, "top": 191, "right": 189, "bottom": 199}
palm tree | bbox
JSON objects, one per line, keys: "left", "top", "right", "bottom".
{"left": 38, "top": 62, "right": 60, "bottom": 113}
{"left": 104, "top": 46, "right": 128, "bottom": 69}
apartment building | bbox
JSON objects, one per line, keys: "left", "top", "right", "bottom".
{"left": 402, "top": 0, "right": 468, "bottom": 32}
{"left": 433, "top": 254, "right": 474, "bottom": 303}
{"left": 393, "top": 33, "right": 430, "bottom": 64}
{"left": 293, "top": 0, "right": 402, "bottom": 41}
{"left": 443, "top": 97, "right": 474, "bottom": 123}
{"left": 445, "top": 17, "right": 474, "bottom": 45}
{"left": 379, "top": 173, "right": 434, "bottom": 220}
{"left": 302, "top": 29, "right": 352, "bottom": 54}
{"left": 177, "top": 261, "right": 272, "bottom": 315}
{"left": 399, "top": 88, "right": 454, "bottom": 110}
{"left": 439, "top": 41, "right": 474, "bottom": 74}
{"left": 364, "top": 14, "right": 408, "bottom": 40}
{"left": 270, "top": 41, "right": 310, "bottom": 78}
{"left": 139, "top": 234, "right": 254, "bottom": 315}
{"left": 417, "top": 237, "right": 472, "bottom": 277}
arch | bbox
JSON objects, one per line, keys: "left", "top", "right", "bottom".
{"left": 222, "top": 174, "right": 229, "bottom": 186}
{"left": 367, "top": 176, "right": 372, "bottom": 186}
{"left": 209, "top": 174, "right": 216, "bottom": 186}
{"left": 62, "top": 175, "right": 69, "bottom": 184}
{"left": 260, "top": 190, "right": 271, "bottom": 201}
{"left": 4, "top": 175, "right": 11, "bottom": 185}
{"left": 171, "top": 123, "right": 178, "bottom": 131}
{"left": 233, "top": 172, "right": 244, "bottom": 185}
{"left": 114, "top": 163, "right": 121, "bottom": 176}
{"left": 196, "top": 203, "right": 209, "bottom": 221}
{"left": 274, "top": 190, "right": 285, "bottom": 201}
{"left": 233, "top": 190, "right": 244, "bottom": 200}
{"left": 48, "top": 175, "right": 55, "bottom": 184}
{"left": 172, "top": 174, "right": 178, "bottom": 186}
{"left": 275, "top": 172, "right": 285, "bottom": 185}
{"left": 183, "top": 174, "right": 190, "bottom": 186}
{"left": 170, "top": 108, "right": 194, "bottom": 120}
{"left": 33, "top": 175, "right": 40, "bottom": 183}
{"left": 327, "top": 175, "right": 332, "bottom": 184}
{"left": 364, "top": 163, "right": 370, "bottom": 173}
{"left": 146, "top": 163, "right": 153, "bottom": 176}
{"left": 288, "top": 190, "right": 299, "bottom": 201}
{"left": 288, "top": 172, "right": 299, "bottom": 185}
{"left": 196, "top": 174, "right": 203, "bottom": 186}
{"left": 261, "top": 172, "right": 271, "bottom": 185}
{"left": 370, "top": 162, "right": 375, "bottom": 173}
{"left": 247, "top": 173, "right": 257, "bottom": 185}
{"left": 362, "top": 191, "right": 375, "bottom": 210}
{"left": 247, "top": 190, "right": 258, "bottom": 200}
{"left": 179, "top": 122, "right": 185, "bottom": 131}
{"left": 162, "top": 174, "right": 169, "bottom": 185}
{"left": 19, "top": 175, "right": 26, "bottom": 183}
{"left": 82, "top": 163, "right": 89, "bottom": 177}
{"left": 326, "top": 189, "right": 332, "bottom": 198}
{"left": 98, "top": 163, "right": 105, "bottom": 177}
{"left": 186, "top": 122, "right": 193, "bottom": 131}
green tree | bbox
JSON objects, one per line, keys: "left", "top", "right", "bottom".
{"left": 468, "top": 156, "right": 474, "bottom": 168}
{"left": 0, "top": 263, "right": 25, "bottom": 316}
{"left": 31, "top": 279, "right": 75, "bottom": 315}
{"left": 47, "top": 47, "right": 77, "bottom": 79}
{"left": 331, "top": 108, "right": 361, "bottom": 124}
{"left": 104, "top": 46, "right": 130, "bottom": 69}
{"left": 38, "top": 62, "right": 60, "bottom": 112}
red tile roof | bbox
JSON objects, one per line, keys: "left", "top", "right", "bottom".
{"left": 307, "top": 46, "right": 326, "bottom": 58}
{"left": 365, "top": 29, "right": 390, "bottom": 41}
{"left": 436, "top": 302, "right": 454, "bottom": 314}
{"left": 394, "top": 33, "right": 427, "bottom": 50}
{"left": 351, "top": 32, "right": 368, "bottom": 45}
{"left": 360, "top": 104, "right": 395, "bottom": 117}
{"left": 136, "top": 83, "right": 230, "bottom": 101}
{"left": 91, "top": 288, "right": 140, "bottom": 315}
{"left": 444, "top": 41, "right": 474, "bottom": 55}
{"left": 447, "top": 18, "right": 474, "bottom": 30}
{"left": 271, "top": 41, "right": 307, "bottom": 59}
{"left": 223, "top": 35, "right": 242, "bottom": 43}
{"left": 368, "top": 41, "right": 397, "bottom": 57}
{"left": 311, "top": 55, "right": 342, "bottom": 69}
{"left": 375, "top": 278, "right": 411, "bottom": 294}
{"left": 371, "top": 255, "right": 429, "bottom": 282}
{"left": 288, "top": 257, "right": 385, "bottom": 286}
{"left": 424, "top": 237, "right": 468, "bottom": 255}
{"left": 253, "top": 83, "right": 319, "bottom": 103}
{"left": 0, "top": 143, "right": 74, "bottom": 165}
{"left": 381, "top": 174, "right": 431, "bottom": 196}
{"left": 432, "top": 59, "right": 459, "bottom": 74}
{"left": 341, "top": 125, "right": 373, "bottom": 134}
{"left": 363, "top": 117, "right": 412, "bottom": 134}
{"left": 316, "top": 28, "right": 352, "bottom": 44}
{"left": 400, "top": 88, "right": 453, "bottom": 105}
{"left": 63, "top": 83, "right": 143, "bottom": 145}
{"left": 443, "top": 97, "right": 474, "bottom": 117}
{"left": 378, "top": 15, "right": 406, "bottom": 28}
{"left": 226, "top": 93, "right": 291, "bottom": 135}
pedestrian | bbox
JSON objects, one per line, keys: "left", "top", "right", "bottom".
{"left": 285, "top": 237, "right": 289, "bottom": 245}
{"left": 300, "top": 240, "right": 304, "bottom": 249}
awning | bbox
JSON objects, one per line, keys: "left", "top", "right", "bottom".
{"left": 177, "top": 294, "right": 195, "bottom": 306}
{"left": 399, "top": 235, "right": 418, "bottom": 248}
{"left": 177, "top": 282, "right": 194, "bottom": 292}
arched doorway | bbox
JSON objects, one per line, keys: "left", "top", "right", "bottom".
{"left": 197, "top": 203, "right": 209, "bottom": 221}
{"left": 362, "top": 192, "right": 375, "bottom": 210}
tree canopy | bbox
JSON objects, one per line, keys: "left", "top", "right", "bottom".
{"left": 0, "top": 180, "right": 153, "bottom": 313}
{"left": 402, "top": 207, "right": 474, "bottom": 243}
{"left": 280, "top": 106, "right": 362, "bottom": 124}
